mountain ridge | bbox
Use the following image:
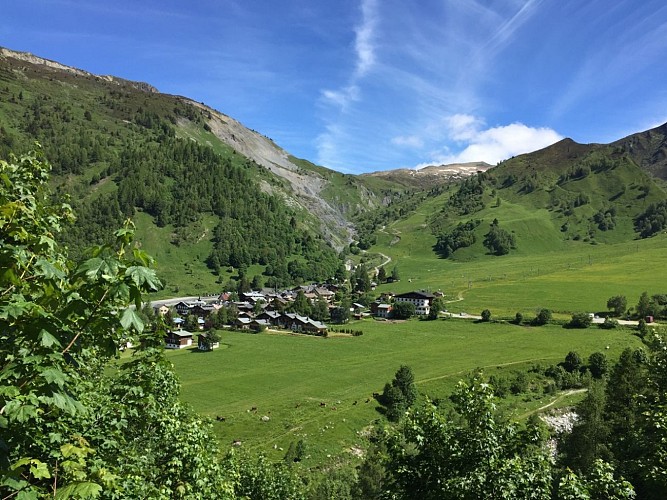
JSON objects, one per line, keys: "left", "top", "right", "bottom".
{"left": 2, "top": 45, "right": 667, "bottom": 294}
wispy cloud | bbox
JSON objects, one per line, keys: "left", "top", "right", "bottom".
{"left": 551, "top": 4, "right": 667, "bottom": 121}
{"left": 317, "top": 0, "right": 548, "bottom": 171}
{"left": 354, "top": 0, "right": 379, "bottom": 77}
{"left": 317, "top": 0, "right": 379, "bottom": 165}
{"left": 477, "top": 0, "right": 544, "bottom": 59}
{"left": 320, "top": 0, "right": 378, "bottom": 110}
{"left": 391, "top": 135, "right": 424, "bottom": 148}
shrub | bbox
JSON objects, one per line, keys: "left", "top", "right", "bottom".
{"left": 533, "top": 309, "right": 552, "bottom": 326}
{"left": 599, "top": 316, "right": 618, "bottom": 329}
{"left": 568, "top": 312, "right": 593, "bottom": 329}
{"left": 488, "top": 375, "right": 510, "bottom": 398}
{"left": 564, "top": 351, "right": 583, "bottom": 373}
{"left": 481, "top": 309, "right": 492, "bottom": 322}
{"left": 588, "top": 352, "right": 608, "bottom": 379}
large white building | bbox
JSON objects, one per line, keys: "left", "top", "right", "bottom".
{"left": 394, "top": 291, "right": 435, "bottom": 316}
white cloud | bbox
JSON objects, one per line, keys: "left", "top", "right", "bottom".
{"left": 414, "top": 119, "right": 562, "bottom": 168}
{"left": 321, "top": 85, "right": 360, "bottom": 109}
{"left": 445, "top": 114, "right": 485, "bottom": 141}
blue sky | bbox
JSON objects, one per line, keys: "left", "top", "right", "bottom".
{"left": 3, "top": 0, "right": 667, "bottom": 174}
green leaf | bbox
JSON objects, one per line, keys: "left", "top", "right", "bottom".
{"left": 120, "top": 307, "right": 144, "bottom": 333}
{"left": 3, "top": 401, "right": 39, "bottom": 423}
{"left": 35, "top": 257, "right": 65, "bottom": 280}
{"left": 125, "top": 266, "right": 161, "bottom": 291}
{"left": 49, "top": 391, "right": 85, "bottom": 415}
{"left": 0, "top": 295, "right": 30, "bottom": 319}
{"left": 78, "top": 257, "right": 104, "bottom": 280}
{"left": 78, "top": 257, "right": 119, "bottom": 281}
{"left": 61, "top": 443, "right": 84, "bottom": 459}
{"left": 29, "top": 460, "right": 51, "bottom": 479}
{"left": 38, "top": 329, "right": 62, "bottom": 348}
{"left": 55, "top": 481, "right": 102, "bottom": 499}
{"left": 41, "top": 368, "right": 69, "bottom": 388}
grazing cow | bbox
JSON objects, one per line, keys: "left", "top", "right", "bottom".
{"left": 216, "top": 416, "right": 226, "bottom": 422}
{"left": 232, "top": 440, "right": 242, "bottom": 447}
{"left": 372, "top": 392, "right": 380, "bottom": 398}
{"left": 365, "top": 398, "right": 371, "bottom": 403}
{"left": 353, "top": 400, "right": 358, "bottom": 405}
{"left": 331, "top": 406, "right": 337, "bottom": 411}
{"left": 319, "top": 402, "right": 326, "bottom": 407}
{"left": 250, "top": 406, "right": 257, "bottom": 412}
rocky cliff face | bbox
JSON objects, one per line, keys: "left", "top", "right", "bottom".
{"left": 183, "top": 101, "right": 357, "bottom": 249}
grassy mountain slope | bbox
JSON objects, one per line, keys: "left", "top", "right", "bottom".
{"left": 0, "top": 47, "right": 393, "bottom": 292}
{"left": 3, "top": 45, "right": 667, "bottom": 301}
{"left": 365, "top": 131, "right": 667, "bottom": 318}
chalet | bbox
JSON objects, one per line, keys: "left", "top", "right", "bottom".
{"left": 197, "top": 332, "right": 219, "bottom": 351}
{"left": 233, "top": 301, "right": 254, "bottom": 313}
{"left": 237, "top": 311, "right": 253, "bottom": 321}
{"left": 394, "top": 291, "right": 435, "bottom": 316}
{"left": 174, "top": 299, "right": 206, "bottom": 317}
{"left": 165, "top": 329, "right": 193, "bottom": 349}
{"left": 370, "top": 300, "right": 391, "bottom": 317}
{"left": 376, "top": 303, "right": 392, "bottom": 318}
{"left": 174, "top": 301, "right": 191, "bottom": 316}
{"left": 235, "top": 317, "right": 252, "bottom": 330}
{"left": 241, "top": 291, "right": 267, "bottom": 303}
{"left": 249, "top": 319, "right": 270, "bottom": 332}
{"left": 315, "top": 287, "right": 336, "bottom": 302}
{"left": 234, "top": 317, "right": 269, "bottom": 332}
{"left": 268, "top": 296, "right": 289, "bottom": 311}
{"left": 283, "top": 313, "right": 328, "bottom": 335}
{"left": 256, "top": 310, "right": 282, "bottom": 327}
{"left": 190, "top": 303, "right": 218, "bottom": 318}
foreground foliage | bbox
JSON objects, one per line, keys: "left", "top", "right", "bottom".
{"left": 367, "top": 375, "right": 633, "bottom": 499}
{"left": 0, "top": 151, "right": 304, "bottom": 498}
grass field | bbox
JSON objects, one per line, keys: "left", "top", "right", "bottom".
{"left": 168, "top": 317, "right": 643, "bottom": 467}
{"left": 370, "top": 203, "right": 667, "bottom": 319}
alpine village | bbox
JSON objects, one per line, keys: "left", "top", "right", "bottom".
{"left": 4, "top": 46, "right": 667, "bottom": 499}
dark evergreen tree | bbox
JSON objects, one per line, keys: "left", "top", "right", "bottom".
{"left": 482, "top": 219, "right": 516, "bottom": 256}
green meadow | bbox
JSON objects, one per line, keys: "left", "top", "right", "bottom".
{"left": 370, "top": 195, "right": 667, "bottom": 319}
{"left": 165, "top": 193, "right": 666, "bottom": 466}
{"left": 168, "top": 318, "right": 643, "bottom": 466}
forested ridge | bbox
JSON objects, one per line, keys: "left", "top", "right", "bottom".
{"left": 0, "top": 54, "right": 342, "bottom": 285}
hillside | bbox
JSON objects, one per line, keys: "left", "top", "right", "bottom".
{"left": 375, "top": 130, "right": 667, "bottom": 267}
{"left": 3, "top": 45, "right": 667, "bottom": 295}
{"left": 0, "top": 47, "right": 393, "bottom": 293}
{"left": 0, "top": 47, "right": 364, "bottom": 247}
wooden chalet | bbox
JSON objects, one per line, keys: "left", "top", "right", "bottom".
{"left": 197, "top": 332, "right": 220, "bottom": 351}
{"left": 165, "top": 329, "right": 193, "bottom": 349}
